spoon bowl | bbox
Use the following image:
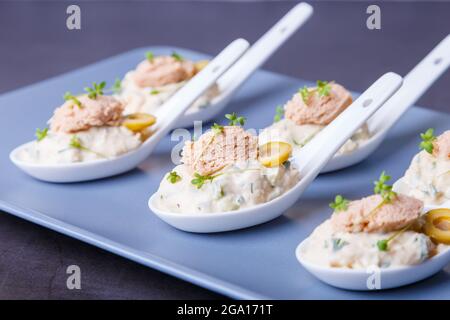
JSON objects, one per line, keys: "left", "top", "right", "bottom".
{"left": 296, "top": 202, "right": 450, "bottom": 290}
{"left": 149, "top": 73, "right": 403, "bottom": 233}
{"left": 321, "top": 130, "right": 388, "bottom": 173}
{"left": 322, "top": 34, "right": 450, "bottom": 173}
{"left": 296, "top": 237, "right": 450, "bottom": 291}
{"left": 10, "top": 39, "right": 250, "bottom": 183}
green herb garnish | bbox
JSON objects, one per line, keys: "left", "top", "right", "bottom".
{"left": 69, "top": 135, "right": 105, "bottom": 158}
{"left": 376, "top": 239, "right": 389, "bottom": 251}
{"left": 150, "top": 89, "right": 160, "bottom": 95}
{"left": 225, "top": 112, "right": 246, "bottom": 126}
{"left": 35, "top": 128, "right": 48, "bottom": 142}
{"left": 373, "top": 171, "right": 397, "bottom": 202}
{"left": 299, "top": 86, "right": 311, "bottom": 104}
{"left": 211, "top": 123, "right": 224, "bottom": 135}
{"left": 167, "top": 171, "right": 181, "bottom": 184}
{"left": 419, "top": 128, "right": 436, "bottom": 154}
{"left": 329, "top": 195, "right": 350, "bottom": 212}
{"left": 64, "top": 92, "right": 82, "bottom": 108}
{"left": 146, "top": 51, "right": 154, "bottom": 62}
{"left": 332, "top": 238, "right": 349, "bottom": 251}
{"left": 84, "top": 81, "right": 106, "bottom": 99}
{"left": 316, "top": 80, "right": 331, "bottom": 96}
{"left": 273, "top": 105, "right": 284, "bottom": 122}
{"left": 171, "top": 52, "right": 183, "bottom": 61}
{"left": 191, "top": 173, "right": 220, "bottom": 189}
{"left": 377, "top": 224, "right": 411, "bottom": 252}
{"left": 69, "top": 136, "right": 82, "bottom": 149}
{"left": 112, "top": 78, "right": 121, "bottom": 94}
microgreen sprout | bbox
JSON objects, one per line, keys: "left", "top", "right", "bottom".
{"left": 377, "top": 224, "right": 411, "bottom": 251}
{"left": 64, "top": 92, "right": 82, "bottom": 108}
{"left": 84, "top": 81, "right": 106, "bottom": 99}
{"left": 171, "top": 52, "right": 183, "bottom": 61}
{"left": 273, "top": 105, "right": 284, "bottom": 122}
{"left": 191, "top": 173, "right": 221, "bottom": 189}
{"left": 225, "top": 112, "right": 246, "bottom": 126}
{"left": 167, "top": 171, "right": 181, "bottom": 184}
{"left": 316, "top": 80, "right": 331, "bottom": 96}
{"left": 111, "top": 78, "right": 121, "bottom": 94}
{"left": 419, "top": 128, "right": 436, "bottom": 154}
{"left": 146, "top": 51, "right": 154, "bottom": 62}
{"left": 299, "top": 86, "right": 311, "bottom": 104}
{"left": 329, "top": 195, "right": 350, "bottom": 212}
{"left": 69, "top": 135, "right": 105, "bottom": 158}
{"left": 373, "top": 171, "right": 397, "bottom": 202}
{"left": 35, "top": 128, "right": 48, "bottom": 142}
{"left": 211, "top": 123, "right": 224, "bottom": 135}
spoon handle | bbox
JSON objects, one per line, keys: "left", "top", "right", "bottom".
{"left": 369, "top": 34, "right": 450, "bottom": 134}
{"left": 152, "top": 39, "right": 249, "bottom": 141}
{"left": 216, "top": 2, "right": 313, "bottom": 96}
{"left": 296, "top": 73, "right": 403, "bottom": 181}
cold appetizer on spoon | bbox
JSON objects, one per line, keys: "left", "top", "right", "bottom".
{"left": 154, "top": 114, "right": 300, "bottom": 213}
{"left": 302, "top": 172, "right": 447, "bottom": 268}
{"left": 261, "top": 35, "right": 450, "bottom": 173}
{"left": 117, "top": 52, "right": 219, "bottom": 116}
{"left": 394, "top": 129, "right": 450, "bottom": 206}
{"left": 10, "top": 39, "right": 250, "bottom": 182}
{"left": 259, "top": 81, "right": 371, "bottom": 156}
{"left": 149, "top": 73, "right": 403, "bottom": 232}
{"left": 18, "top": 82, "right": 156, "bottom": 164}
{"left": 302, "top": 35, "right": 449, "bottom": 173}
{"left": 297, "top": 171, "right": 450, "bottom": 290}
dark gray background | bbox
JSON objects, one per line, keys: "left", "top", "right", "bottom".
{"left": 0, "top": 0, "right": 449, "bottom": 299}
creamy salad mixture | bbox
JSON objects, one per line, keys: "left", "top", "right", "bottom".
{"left": 302, "top": 172, "right": 449, "bottom": 269}
{"left": 18, "top": 82, "right": 156, "bottom": 164}
{"left": 154, "top": 117, "right": 300, "bottom": 214}
{"left": 259, "top": 81, "right": 370, "bottom": 156}
{"left": 118, "top": 53, "right": 219, "bottom": 116}
{"left": 394, "top": 129, "right": 450, "bottom": 205}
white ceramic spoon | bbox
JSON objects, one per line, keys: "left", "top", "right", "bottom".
{"left": 149, "top": 72, "right": 403, "bottom": 233}
{"left": 175, "top": 2, "right": 314, "bottom": 128}
{"left": 322, "top": 34, "right": 450, "bottom": 173}
{"left": 9, "top": 39, "right": 250, "bottom": 183}
{"left": 296, "top": 203, "right": 450, "bottom": 291}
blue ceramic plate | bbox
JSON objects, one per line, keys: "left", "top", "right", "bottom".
{"left": 1, "top": 47, "right": 449, "bottom": 299}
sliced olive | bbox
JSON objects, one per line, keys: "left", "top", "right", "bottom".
{"left": 122, "top": 113, "right": 156, "bottom": 133}
{"left": 259, "top": 141, "right": 292, "bottom": 168}
{"left": 195, "top": 60, "right": 209, "bottom": 73}
{"left": 424, "top": 208, "right": 450, "bottom": 244}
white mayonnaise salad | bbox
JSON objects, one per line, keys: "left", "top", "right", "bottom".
{"left": 394, "top": 129, "right": 450, "bottom": 206}
{"left": 18, "top": 84, "right": 156, "bottom": 165}
{"left": 303, "top": 219, "right": 435, "bottom": 269}
{"left": 259, "top": 118, "right": 370, "bottom": 156}
{"left": 154, "top": 120, "right": 300, "bottom": 214}
{"left": 118, "top": 54, "right": 219, "bottom": 116}
{"left": 259, "top": 81, "right": 370, "bottom": 156}
{"left": 156, "top": 160, "right": 299, "bottom": 214}
{"left": 20, "top": 126, "right": 141, "bottom": 164}
{"left": 302, "top": 172, "right": 449, "bottom": 269}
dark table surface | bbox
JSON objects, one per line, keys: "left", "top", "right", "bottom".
{"left": 0, "top": 0, "right": 449, "bottom": 299}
